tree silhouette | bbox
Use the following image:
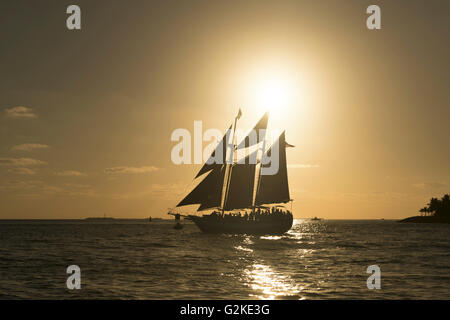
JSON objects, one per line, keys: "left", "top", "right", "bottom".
{"left": 419, "top": 194, "right": 450, "bottom": 217}
{"left": 419, "top": 207, "right": 427, "bottom": 216}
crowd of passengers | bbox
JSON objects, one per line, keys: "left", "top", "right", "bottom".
{"left": 208, "top": 207, "right": 291, "bottom": 221}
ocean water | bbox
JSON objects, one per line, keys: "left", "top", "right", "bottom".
{"left": 0, "top": 219, "right": 449, "bottom": 299}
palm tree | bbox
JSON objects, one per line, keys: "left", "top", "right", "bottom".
{"left": 428, "top": 197, "right": 440, "bottom": 216}
{"left": 419, "top": 207, "right": 427, "bottom": 216}
{"left": 440, "top": 194, "right": 450, "bottom": 217}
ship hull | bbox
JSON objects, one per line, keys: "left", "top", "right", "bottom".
{"left": 187, "top": 214, "right": 293, "bottom": 235}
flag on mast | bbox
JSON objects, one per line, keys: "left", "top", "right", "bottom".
{"left": 236, "top": 108, "right": 242, "bottom": 119}
{"left": 285, "top": 141, "right": 295, "bottom": 148}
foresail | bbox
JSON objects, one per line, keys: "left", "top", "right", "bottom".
{"left": 196, "top": 166, "right": 226, "bottom": 211}
{"left": 177, "top": 166, "right": 225, "bottom": 208}
{"left": 195, "top": 125, "right": 232, "bottom": 178}
{"left": 236, "top": 112, "right": 269, "bottom": 149}
{"left": 255, "top": 131, "right": 291, "bottom": 205}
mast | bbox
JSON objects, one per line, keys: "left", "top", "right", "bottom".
{"left": 252, "top": 136, "right": 266, "bottom": 211}
{"left": 221, "top": 109, "right": 241, "bottom": 214}
{"left": 250, "top": 112, "right": 269, "bottom": 212}
{"left": 222, "top": 110, "right": 269, "bottom": 212}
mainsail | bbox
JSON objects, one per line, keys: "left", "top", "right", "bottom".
{"left": 255, "top": 131, "right": 291, "bottom": 206}
{"left": 222, "top": 151, "right": 258, "bottom": 211}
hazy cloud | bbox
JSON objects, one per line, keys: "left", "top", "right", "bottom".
{"left": 55, "top": 170, "right": 86, "bottom": 177}
{"left": 0, "top": 180, "right": 97, "bottom": 198}
{"left": 150, "top": 183, "right": 184, "bottom": 194}
{"left": 11, "top": 143, "right": 50, "bottom": 152}
{"left": 287, "top": 164, "right": 320, "bottom": 169}
{"left": 51, "top": 183, "right": 97, "bottom": 197}
{"left": 7, "top": 167, "right": 36, "bottom": 175}
{"left": 104, "top": 166, "right": 159, "bottom": 174}
{"left": 412, "top": 182, "right": 447, "bottom": 190}
{"left": 0, "top": 180, "right": 44, "bottom": 191}
{"left": 39, "top": 183, "right": 97, "bottom": 198}
{"left": 0, "top": 157, "right": 46, "bottom": 166}
{"left": 4, "top": 106, "right": 37, "bottom": 119}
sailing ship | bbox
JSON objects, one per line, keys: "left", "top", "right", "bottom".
{"left": 169, "top": 110, "right": 294, "bottom": 234}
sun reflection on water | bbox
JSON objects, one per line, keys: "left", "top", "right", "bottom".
{"left": 245, "top": 263, "right": 302, "bottom": 300}
{"left": 234, "top": 229, "right": 310, "bottom": 300}
{"left": 260, "top": 235, "right": 282, "bottom": 240}
{"left": 234, "top": 245, "right": 253, "bottom": 252}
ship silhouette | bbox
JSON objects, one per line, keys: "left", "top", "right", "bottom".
{"left": 169, "top": 110, "right": 294, "bottom": 234}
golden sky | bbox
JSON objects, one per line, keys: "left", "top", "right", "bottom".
{"left": 0, "top": 0, "right": 449, "bottom": 219}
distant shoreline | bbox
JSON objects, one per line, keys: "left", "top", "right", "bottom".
{"left": 399, "top": 216, "right": 450, "bottom": 224}
{"left": 0, "top": 218, "right": 169, "bottom": 222}
{"left": 0, "top": 218, "right": 396, "bottom": 221}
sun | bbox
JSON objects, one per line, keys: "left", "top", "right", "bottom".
{"left": 249, "top": 71, "right": 297, "bottom": 116}
{"left": 257, "top": 78, "right": 292, "bottom": 112}
{"left": 235, "top": 63, "right": 309, "bottom": 125}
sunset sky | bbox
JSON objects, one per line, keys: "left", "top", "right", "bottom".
{"left": 1, "top": 0, "right": 449, "bottom": 219}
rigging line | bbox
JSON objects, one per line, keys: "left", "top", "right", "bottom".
{"left": 253, "top": 136, "right": 267, "bottom": 210}
{"left": 221, "top": 110, "right": 239, "bottom": 213}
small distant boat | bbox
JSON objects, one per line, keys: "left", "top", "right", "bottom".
{"left": 311, "top": 217, "right": 322, "bottom": 221}
{"left": 173, "top": 222, "right": 183, "bottom": 230}
{"left": 169, "top": 211, "right": 184, "bottom": 230}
